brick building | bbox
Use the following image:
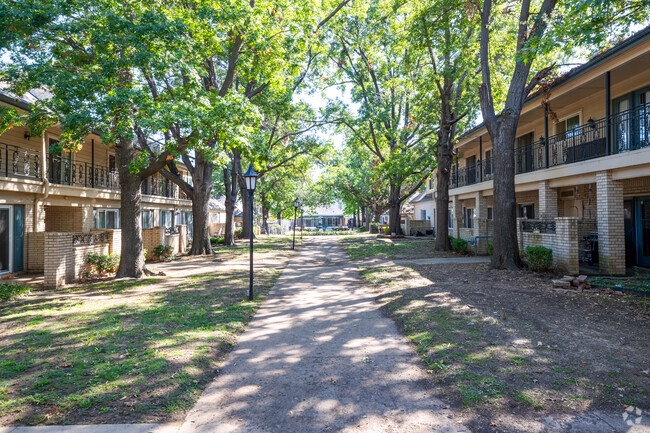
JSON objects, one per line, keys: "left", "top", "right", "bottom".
{"left": 427, "top": 25, "right": 650, "bottom": 274}
{"left": 0, "top": 90, "right": 193, "bottom": 286}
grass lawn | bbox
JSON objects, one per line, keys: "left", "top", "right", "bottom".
{"left": 339, "top": 235, "right": 453, "bottom": 260}
{"left": 0, "top": 238, "right": 295, "bottom": 426}
{"left": 354, "top": 262, "right": 650, "bottom": 431}
{"left": 210, "top": 235, "right": 302, "bottom": 262}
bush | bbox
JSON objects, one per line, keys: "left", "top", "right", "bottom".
{"left": 234, "top": 227, "right": 244, "bottom": 239}
{"left": 370, "top": 222, "right": 380, "bottom": 234}
{"left": 525, "top": 246, "right": 553, "bottom": 272}
{"left": 152, "top": 244, "right": 175, "bottom": 261}
{"left": 86, "top": 253, "right": 120, "bottom": 275}
{"left": 450, "top": 236, "right": 468, "bottom": 255}
{"left": 0, "top": 283, "right": 31, "bottom": 300}
{"left": 487, "top": 242, "right": 493, "bottom": 256}
{"left": 211, "top": 236, "right": 225, "bottom": 245}
{"left": 381, "top": 226, "right": 390, "bottom": 235}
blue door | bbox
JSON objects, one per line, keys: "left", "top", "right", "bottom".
{"left": 636, "top": 197, "right": 650, "bottom": 267}
{"left": 13, "top": 205, "right": 24, "bottom": 272}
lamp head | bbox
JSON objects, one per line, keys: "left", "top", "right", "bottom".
{"left": 243, "top": 164, "right": 258, "bottom": 192}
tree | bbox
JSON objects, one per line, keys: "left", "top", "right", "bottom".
{"left": 327, "top": 0, "right": 437, "bottom": 235}
{"left": 409, "top": 0, "right": 479, "bottom": 250}
{"left": 0, "top": 0, "right": 212, "bottom": 277}
{"left": 476, "top": 0, "right": 650, "bottom": 269}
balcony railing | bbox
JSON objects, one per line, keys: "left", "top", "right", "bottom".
{"left": 47, "top": 155, "right": 119, "bottom": 190}
{"left": 0, "top": 143, "right": 42, "bottom": 180}
{"left": 141, "top": 176, "right": 190, "bottom": 200}
{"left": 451, "top": 103, "right": 650, "bottom": 189}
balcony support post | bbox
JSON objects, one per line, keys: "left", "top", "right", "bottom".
{"left": 605, "top": 71, "right": 611, "bottom": 155}
{"left": 544, "top": 104, "right": 549, "bottom": 168}
{"left": 455, "top": 159, "right": 459, "bottom": 187}
{"left": 479, "top": 136, "right": 483, "bottom": 182}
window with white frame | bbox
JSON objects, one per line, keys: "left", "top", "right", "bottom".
{"left": 556, "top": 114, "right": 580, "bottom": 139}
{"left": 464, "top": 208, "right": 474, "bottom": 228}
{"left": 159, "top": 210, "right": 173, "bottom": 228}
{"left": 420, "top": 209, "right": 427, "bottom": 220}
{"left": 210, "top": 212, "right": 220, "bottom": 224}
{"left": 142, "top": 210, "right": 154, "bottom": 229}
{"left": 95, "top": 209, "right": 120, "bottom": 229}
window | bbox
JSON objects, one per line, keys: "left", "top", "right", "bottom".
{"left": 464, "top": 208, "right": 474, "bottom": 229}
{"left": 210, "top": 212, "right": 220, "bottom": 224}
{"left": 448, "top": 210, "right": 454, "bottom": 229}
{"left": 518, "top": 204, "right": 534, "bottom": 219}
{"left": 95, "top": 209, "right": 120, "bottom": 229}
{"left": 556, "top": 114, "right": 580, "bottom": 139}
{"left": 109, "top": 155, "right": 116, "bottom": 172}
{"left": 466, "top": 156, "right": 477, "bottom": 184}
{"left": 516, "top": 132, "right": 535, "bottom": 173}
{"left": 487, "top": 207, "right": 493, "bottom": 220}
{"left": 421, "top": 209, "right": 427, "bottom": 220}
{"left": 485, "top": 150, "right": 493, "bottom": 177}
{"left": 142, "top": 210, "right": 154, "bottom": 229}
{"left": 159, "top": 210, "right": 173, "bottom": 228}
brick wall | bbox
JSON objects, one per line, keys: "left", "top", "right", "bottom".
{"left": 407, "top": 220, "right": 431, "bottom": 236}
{"left": 26, "top": 232, "right": 44, "bottom": 272}
{"left": 517, "top": 217, "right": 579, "bottom": 274}
{"left": 45, "top": 206, "right": 83, "bottom": 232}
{"left": 43, "top": 232, "right": 110, "bottom": 288}
{"left": 621, "top": 176, "right": 650, "bottom": 195}
{"left": 597, "top": 171, "right": 625, "bottom": 274}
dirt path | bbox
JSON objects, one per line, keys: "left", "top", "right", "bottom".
{"left": 178, "top": 236, "right": 468, "bottom": 433}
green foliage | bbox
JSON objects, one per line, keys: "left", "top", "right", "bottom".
{"left": 86, "top": 253, "right": 120, "bottom": 275}
{"left": 487, "top": 242, "right": 494, "bottom": 257}
{"left": 210, "top": 237, "right": 225, "bottom": 245}
{"left": 234, "top": 228, "right": 244, "bottom": 240}
{"left": 381, "top": 226, "right": 390, "bottom": 235}
{"left": 525, "top": 246, "right": 553, "bottom": 272}
{"left": 450, "top": 237, "right": 468, "bottom": 255}
{"left": 152, "top": 244, "right": 174, "bottom": 262}
{"left": 0, "top": 283, "right": 31, "bottom": 300}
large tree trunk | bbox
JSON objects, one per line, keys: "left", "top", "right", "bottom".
{"left": 388, "top": 183, "right": 402, "bottom": 235}
{"left": 115, "top": 142, "right": 145, "bottom": 278}
{"left": 435, "top": 132, "right": 453, "bottom": 251}
{"left": 490, "top": 121, "right": 524, "bottom": 269}
{"left": 188, "top": 155, "right": 213, "bottom": 255}
{"left": 223, "top": 154, "right": 239, "bottom": 246}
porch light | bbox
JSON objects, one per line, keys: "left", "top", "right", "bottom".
{"left": 244, "top": 164, "right": 258, "bottom": 192}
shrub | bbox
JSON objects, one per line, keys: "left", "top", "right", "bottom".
{"left": 0, "top": 283, "right": 31, "bottom": 300}
{"left": 381, "top": 226, "right": 390, "bottom": 235}
{"left": 86, "top": 253, "right": 120, "bottom": 275}
{"left": 152, "top": 244, "right": 175, "bottom": 261}
{"left": 370, "top": 222, "right": 380, "bottom": 234}
{"left": 487, "top": 242, "right": 493, "bottom": 256}
{"left": 450, "top": 236, "right": 468, "bottom": 255}
{"left": 525, "top": 246, "right": 553, "bottom": 272}
{"left": 234, "top": 227, "right": 244, "bottom": 239}
{"left": 211, "top": 236, "right": 225, "bottom": 245}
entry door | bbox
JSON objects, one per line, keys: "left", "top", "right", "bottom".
{"left": 0, "top": 206, "right": 13, "bottom": 274}
{"left": 636, "top": 197, "right": 650, "bottom": 267}
{"left": 13, "top": 205, "right": 24, "bottom": 272}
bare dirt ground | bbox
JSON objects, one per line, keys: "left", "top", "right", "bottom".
{"left": 358, "top": 261, "right": 650, "bottom": 432}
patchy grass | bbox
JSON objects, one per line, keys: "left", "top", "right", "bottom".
{"left": 590, "top": 272, "right": 650, "bottom": 294}
{"left": 211, "top": 235, "right": 301, "bottom": 262}
{"left": 0, "top": 240, "right": 293, "bottom": 426}
{"left": 355, "top": 263, "right": 650, "bottom": 431}
{"left": 340, "top": 236, "right": 451, "bottom": 260}
{"left": 0, "top": 283, "right": 31, "bottom": 300}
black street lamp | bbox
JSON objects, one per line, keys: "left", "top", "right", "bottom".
{"left": 244, "top": 164, "right": 258, "bottom": 301}
{"left": 292, "top": 197, "right": 300, "bottom": 250}
{"left": 300, "top": 205, "right": 304, "bottom": 240}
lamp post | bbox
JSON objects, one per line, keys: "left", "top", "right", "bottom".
{"left": 300, "top": 205, "right": 304, "bottom": 240}
{"left": 244, "top": 164, "right": 258, "bottom": 301}
{"left": 292, "top": 197, "right": 300, "bottom": 250}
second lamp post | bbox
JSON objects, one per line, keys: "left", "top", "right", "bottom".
{"left": 292, "top": 197, "right": 301, "bottom": 250}
{"left": 244, "top": 164, "right": 258, "bottom": 301}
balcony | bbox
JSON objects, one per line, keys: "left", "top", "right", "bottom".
{"left": 141, "top": 176, "right": 190, "bottom": 200}
{"left": 47, "top": 154, "right": 119, "bottom": 190}
{"left": 0, "top": 143, "right": 42, "bottom": 180}
{"left": 451, "top": 103, "right": 650, "bottom": 189}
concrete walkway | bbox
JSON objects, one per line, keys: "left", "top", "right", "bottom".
{"left": 178, "top": 236, "right": 468, "bottom": 433}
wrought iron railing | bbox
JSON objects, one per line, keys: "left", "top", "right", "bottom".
{"left": 141, "top": 176, "right": 190, "bottom": 200}
{"left": 0, "top": 143, "right": 42, "bottom": 180}
{"left": 451, "top": 104, "right": 650, "bottom": 189}
{"left": 521, "top": 219, "right": 556, "bottom": 234}
{"left": 47, "top": 155, "right": 119, "bottom": 190}
{"left": 72, "top": 231, "right": 109, "bottom": 246}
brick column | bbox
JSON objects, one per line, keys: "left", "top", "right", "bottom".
{"left": 473, "top": 192, "right": 489, "bottom": 254}
{"left": 451, "top": 196, "right": 462, "bottom": 238}
{"left": 596, "top": 171, "right": 625, "bottom": 275}
{"left": 538, "top": 180, "right": 558, "bottom": 219}
{"left": 81, "top": 205, "right": 94, "bottom": 232}
{"left": 554, "top": 217, "right": 579, "bottom": 274}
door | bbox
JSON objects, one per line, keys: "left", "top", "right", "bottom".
{"left": 516, "top": 132, "right": 534, "bottom": 173}
{"left": 466, "top": 155, "right": 476, "bottom": 184}
{"left": 636, "top": 197, "right": 650, "bottom": 267}
{"left": 13, "top": 205, "right": 24, "bottom": 272}
{"left": 624, "top": 199, "right": 636, "bottom": 267}
{"left": 0, "top": 206, "right": 12, "bottom": 274}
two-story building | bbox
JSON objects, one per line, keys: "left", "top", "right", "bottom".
{"left": 0, "top": 90, "right": 193, "bottom": 286}
{"left": 444, "top": 25, "right": 650, "bottom": 275}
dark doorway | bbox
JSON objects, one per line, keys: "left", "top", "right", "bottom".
{"left": 0, "top": 207, "right": 11, "bottom": 273}
{"left": 624, "top": 199, "right": 636, "bottom": 267}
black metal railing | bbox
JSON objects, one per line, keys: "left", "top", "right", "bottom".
{"left": 141, "top": 176, "right": 190, "bottom": 200}
{"left": 451, "top": 103, "right": 650, "bottom": 189}
{"left": 47, "top": 155, "right": 119, "bottom": 190}
{"left": 72, "top": 231, "right": 109, "bottom": 246}
{"left": 0, "top": 143, "right": 42, "bottom": 180}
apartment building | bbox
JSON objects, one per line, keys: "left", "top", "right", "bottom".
{"left": 441, "top": 25, "right": 650, "bottom": 274}
{"left": 0, "top": 90, "right": 193, "bottom": 286}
